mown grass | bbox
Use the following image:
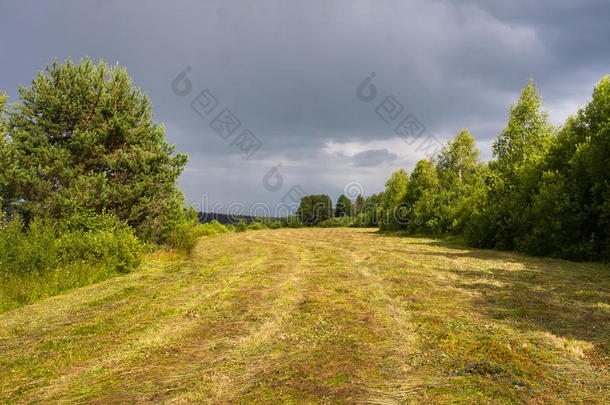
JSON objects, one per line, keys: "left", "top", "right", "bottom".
{"left": 0, "top": 228, "right": 608, "bottom": 403}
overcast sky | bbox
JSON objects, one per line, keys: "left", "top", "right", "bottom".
{"left": 1, "top": 0, "right": 608, "bottom": 213}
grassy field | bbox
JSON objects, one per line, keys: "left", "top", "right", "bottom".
{"left": 0, "top": 228, "right": 608, "bottom": 403}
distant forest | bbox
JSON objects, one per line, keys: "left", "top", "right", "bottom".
{"left": 198, "top": 212, "right": 283, "bottom": 225}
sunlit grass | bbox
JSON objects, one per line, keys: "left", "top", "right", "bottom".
{"left": 0, "top": 228, "right": 608, "bottom": 403}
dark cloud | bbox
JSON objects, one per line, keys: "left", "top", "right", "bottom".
{"left": 0, "top": 0, "right": 608, "bottom": 209}
{"left": 352, "top": 149, "right": 398, "bottom": 167}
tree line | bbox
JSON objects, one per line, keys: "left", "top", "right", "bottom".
{"left": 295, "top": 78, "right": 609, "bottom": 262}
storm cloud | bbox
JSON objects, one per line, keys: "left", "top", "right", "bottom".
{"left": 1, "top": 0, "right": 608, "bottom": 210}
{"left": 352, "top": 149, "right": 398, "bottom": 167}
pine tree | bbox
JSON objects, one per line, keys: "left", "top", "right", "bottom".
{"left": 1, "top": 59, "right": 188, "bottom": 240}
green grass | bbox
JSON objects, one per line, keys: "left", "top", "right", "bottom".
{"left": 0, "top": 228, "right": 608, "bottom": 403}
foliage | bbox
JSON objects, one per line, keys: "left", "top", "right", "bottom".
{"left": 465, "top": 79, "right": 553, "bottom": 250}
{"left": 405, "top": 130, "right": 487, "bottom": 235}
{"left": 1, "top": 58, "right": 188, "bottom": 241}
{"left": 354, "top": 194, "right": 364, "bottom": 216}
{"left": 236, "top": 220, "right": 248, "bottom": 232}
{"left": 378, "top": 169, "right": 409, "bottom": 231}
{"left": 355, "top": 193, "right": 383, "bottom": 227}
{"left": 195, "top": 220, "right": 229, "bottom": 236}
{"left": 519, "top": 76, "right": 610, "bottom": 260}
{"left": 318, "top": 216, "right": 353, "bottom": 228}
{"left": 376, "top": 77, "right": 609, "bottom": 261}
{"left": 156, "top": 217, "right": 232, "bottom": 253}
{"left": 403, "top": 159, "right": 439, "bottom": 233}
{"left": 282, "top": 215, "right": 304, "bottom": 228}
{"left": 334, "top": 194, "right": 351, "bottom": 218}
{"left": 0, "top": 207, "right": 143, "bottom": 311}
{"left": 0, "top": 93, "right": 9, "bottom": 210}
{"left": 437, "top": 129, "right": 481, "bottom": 183}
{"left": 247, "top": 222, "right": 265, "bottom": 230}
{"left": 162, "top": 219, "right": 197, "bottom": 252}
{"left": 159, "top": 207, "right": 221, "bottom": 251}
{"left": 268, "top": 220, "right": 283, "bottom": 229}
{"left": 297, "top": 194, "right": 332, "bottom": 226}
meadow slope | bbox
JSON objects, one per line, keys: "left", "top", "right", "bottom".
{"left": 0, "top": 228, "right": 608, "bottom": 403}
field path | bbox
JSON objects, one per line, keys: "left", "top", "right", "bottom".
{"left": 1, "top": 228, "right": 608, "bottom": 403}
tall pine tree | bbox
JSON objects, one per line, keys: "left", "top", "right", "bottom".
{"left": 1, "top": 59, "right": 188, "bottom": 240}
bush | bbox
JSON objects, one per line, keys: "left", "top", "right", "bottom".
{"left": 0, "top": 209, "right": 144, "bottom": 312}
{"left": 0, "top": 216, "right": 54, "bottom": 277}
{"left": 247, "top": 222, "right": 266, "bottom": 230}
{"left": 268, "top": 221, "right": 283, "bottom": 229}
{"left": 194, "top": 220, "right": 228, "bottom": 237}
{"left": 282, "top": 216, "right": 304, "bottom": 228}
{"left": 161, "top": 220, "right": 198, "bottom": 253}
{"left": 235, "top": 220, "right": 248, "bottom": 232}
{"left": 318, "top": 216, "right": 353, "bottom": 228}
{"left": 349, "top": 211, "right": 379, "bottom": 228}
{"left": 163, "top": 219, "right": 230, "bottom": 253}
{"left": 57, "top": 224, "right": 142, "bottom": 274}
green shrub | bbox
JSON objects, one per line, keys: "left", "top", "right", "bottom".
{"left": 163, "top": 220, "right": 199, "bottom": 252}
{"left": 0, "top": 216, "right": 54, "bottom": 277}
{"left": 56, "top": 227, "right": 142, "bottom": 274}
{"left": 268, "top": 221, "right": 283, "bottom": 229}
{"left": 162, "top": 219, "right": 230, "bottom": 253}
{"left": 282, "top": 216, "right": 304, "bottom": 228}
{"left": 0, "top": 210, "right": 144, "bottom": 312}
{"left": 247, "top": 222, "right": 265, "bottom": 230}
{"left": 194, "top": 220, "right": 228, "bottom": 237}
{"left": 318, "top": 216, "right": 353, "bottom": 228}
{"left": 236, "top": 220, "right": 248, "bottom": 232}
